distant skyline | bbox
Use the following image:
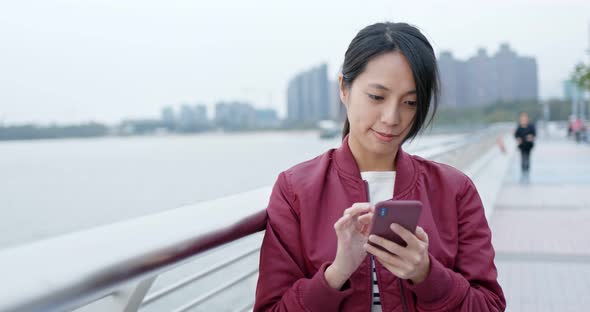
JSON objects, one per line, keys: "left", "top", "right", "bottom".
{"left": 1, "top": 0, "right": 589, "bottom": 124}
{"left": 438, "top": 43, "right": 538, "bottom": 108}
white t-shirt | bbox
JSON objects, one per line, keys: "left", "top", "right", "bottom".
{"left": 360, "top": 171, "right": 396, "bottom": 312}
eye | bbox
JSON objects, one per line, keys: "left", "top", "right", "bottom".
{"left": 405, "top": 100, "right": 417, "bottom": 106}
{"left": 367, "top": 94, "right": 384, "bottom": 101}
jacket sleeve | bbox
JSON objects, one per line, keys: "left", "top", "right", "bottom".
{"left": 404, "top": 177, "right": 506, "bottom": 311}
{"left": 253, "top": 171, "right": 353, "bottom": 312}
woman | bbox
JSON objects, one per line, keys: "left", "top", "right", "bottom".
{"left": 514, "top": 112, "right": 536, "bottom": 176}
{"left": 254, "top": 22, "right": 505, "bottom": 312}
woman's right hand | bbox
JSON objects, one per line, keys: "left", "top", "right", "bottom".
{"left": 325, "top": 203, "right": 374, "bottom": 289}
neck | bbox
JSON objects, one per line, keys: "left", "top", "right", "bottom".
{"left": 348, "top": 134, "right": 398, "bottom": 172}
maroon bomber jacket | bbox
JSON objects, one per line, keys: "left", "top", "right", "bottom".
{"left": 254, "top": 135, "right": 506, "bottom": 312}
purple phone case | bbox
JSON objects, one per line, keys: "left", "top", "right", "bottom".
{"left": 369, "top": 200, "right": 422, "bottom": 248}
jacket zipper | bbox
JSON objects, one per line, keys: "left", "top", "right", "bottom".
{"left": 399, "top": 278, "right": 408, "bottom": 312}
{"left": 362, "top": 180, "right": 373, "bottom": 311}
{"left": 364, "top": 179, "right": 409, "bottom": 312}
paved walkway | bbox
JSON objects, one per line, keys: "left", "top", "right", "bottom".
{"left": 490, "top": 136, "right": 590, "bottom": 311}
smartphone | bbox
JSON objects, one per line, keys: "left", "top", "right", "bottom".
{"left": 369, "top": 200, "right": 422, "bottom": 248}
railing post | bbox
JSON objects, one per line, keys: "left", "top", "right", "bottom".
{"left": 111, "top": 276, "right": 157, "bottom": 312}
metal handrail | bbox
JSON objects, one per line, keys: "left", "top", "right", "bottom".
{"left": 0, "top": 188, "right": 269, "bottom": 312}
{"left": 0, "top": 126, "right": 508, "bottom": 312}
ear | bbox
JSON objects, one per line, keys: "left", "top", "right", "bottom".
{"left": 338, "top": 74, "right": 349, "bottom": 109}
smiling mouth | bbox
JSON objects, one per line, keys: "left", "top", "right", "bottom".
{"left": 372, "top": 129, "right": 397, "bottom": 137}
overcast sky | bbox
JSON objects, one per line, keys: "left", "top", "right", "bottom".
{"left": 1, "top": 0, "right": 589, "bottom": 124}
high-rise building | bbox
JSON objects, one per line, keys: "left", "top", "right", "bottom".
{"left": 178, "top": 104, "right": 208, "bottom": 132}
{"left": 255, "top": 108, "right": 280, "bottom": 128}
{"left": 438, "top": 43, "right": 538, "bottom": 107}
{"left": 161, "top": 106, "right": 175, "bottom": 129}
{"left": 214, "top": 101, "right": 257, "bottom": 130}
{"left": 329, "top": 79, "right": 346, "bottom": 122}
{"left": 438, "top": 51, "right": 461, "bottom": 108}
{"left": 287, "top": 63, "right": 331, "bottom": 125}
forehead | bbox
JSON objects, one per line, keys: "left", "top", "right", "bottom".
{"left": 355, "top": 51, "right": 416, "bottom": 92}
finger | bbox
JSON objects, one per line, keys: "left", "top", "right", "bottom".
{"left": 375, "top": 257, "right": 411, "bottom": 280}
{"left": 356, "top": 214, "right": 372, "bottom": 234}
{"left": 374, "top": 253, "right": 412, "bottom": 272}
{"left": 376, "top": 258, "right": 407, "bottom": 279}
{"left": 368, "top": 234, "right": 410, "bottom": 258}
{"left": 348, "top": 202, "right": 372, "bottom": 211}
{"left": 333, "top": 214, "right": 351, "bottom": 230}
{"left": 356, "top": 213, "right": 373, "bottom": 230}
{"left": 364, "top": 242, "right": 404, "bottom": 265}
{"left": 415, "top": 226, "right": 429, "bottom": 244}
{"left": 343, "top": 203, "right": 372, "bottom": 216}
{"left": 390, "top": 223, "right": 420, "bottom": 247}
{"left": 343, "top": 205, "right": 372, "bottom": 217}
{"left": 357, "top": 213, "right": 373, "bottom": 224}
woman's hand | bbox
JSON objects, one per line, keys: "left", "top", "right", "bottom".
{"left": 325, "top": 203, "right": 373, "bottom": 289}
{"left": 363, "top": 224, "right": 431, "bottom": 284}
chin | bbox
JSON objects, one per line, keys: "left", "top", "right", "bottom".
{"left": 373, "top": 141, "right": 399, "bottom": 155}
{"left": 366, "top": 133, "right": 399, "bottom": 154}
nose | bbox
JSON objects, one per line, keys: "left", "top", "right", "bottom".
{"left": 380, "top": 101, "right": 401, "bottom": 127}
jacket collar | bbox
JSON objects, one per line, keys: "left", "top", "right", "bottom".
{"left": 333, "top": 134, "right": 417, "bottom": 197}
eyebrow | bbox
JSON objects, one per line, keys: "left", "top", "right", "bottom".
{"left": 368, "top": 83, "right": 416, "bottom": 96}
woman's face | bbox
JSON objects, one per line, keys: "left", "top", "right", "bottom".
{"left": 339, "top": 51, "right": 418, "bottom": 157}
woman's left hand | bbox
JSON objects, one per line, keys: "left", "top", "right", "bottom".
{"left": 363, "top": 224, "right": 430, "bottom": 284}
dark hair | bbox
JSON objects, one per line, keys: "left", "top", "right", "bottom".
{"left": 340, "top": 22, "right": 439, "bottom": 143}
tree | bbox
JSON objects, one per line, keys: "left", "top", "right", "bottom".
{"left": 571, "top": 62, "right": 590, "bottom": 91}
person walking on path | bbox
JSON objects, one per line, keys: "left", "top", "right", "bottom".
{"left": 514, "top": 112, "right": 536, "bottom": 179}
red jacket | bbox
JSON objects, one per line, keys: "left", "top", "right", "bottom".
{"left": 254, "top": 135, "right": 506, "bottom": 311}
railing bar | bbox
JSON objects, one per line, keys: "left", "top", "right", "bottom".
{"left": 234, "top": 301, "right": 255, "bottom": 312}
{"left": 171, "top": 268, "right": 259, "bottom": 312}
{"left": 142, "top": 245, "right": 260, "bottom": 306}
{"left": 426, "top": 129, "right": 503, "bottom": 160}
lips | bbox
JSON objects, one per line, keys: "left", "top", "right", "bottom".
{"left": 373, "top": 129, "right": 396, "bottom": 137}
{"left": 374, "top": 130, "right": 394, "bottom": 137}
{"left": 372, "top": 129, "right": 399, "bottom": 142}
